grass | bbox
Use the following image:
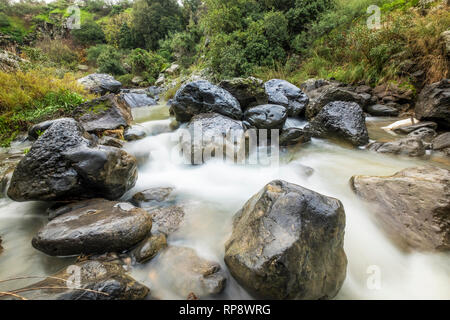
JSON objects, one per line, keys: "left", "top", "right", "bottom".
{"left": 0, "top": 68, "right": 93, "bottom": 147}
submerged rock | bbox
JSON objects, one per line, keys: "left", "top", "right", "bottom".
{"left": 172, "top": 81, "right": 242, "bottom": 122}
{"left": 219, "top": 77, "right": 268, "bottom": 110}
{"left": 1, "top": 260, "right": 149, "bottom": 300}
{"left": 368, "top": 137, "right": 426, "bottom": 157}
{"left": 225, "top": 180, "right": 347, "bottom": 300}
{"left": 131, "top": 233, "right": 167, "bottom": 263}
{"left": 148, "top": 205, "right": 185, "bottom": 236}
{"left": 156, "top": 246, "right": 227, "bottom": 298}
{"left": 132, "top": 187, "right": 175, "bottom": 208}
{"left": 32, "top": 198, "right": 152, "bottom": 256}
{"left": 8, "top": 118, "right": 138, "bottom": 201}
{"left": 73, "top": 94, "right": 132, "bottom": 134}
{"left": 265, "top": 79, "right": 309, "bottom": 117}
{"left": 415, "top": 79, "right": 450, "bottom": 129}
{"left": 244, "top": 104, "right": 287, "bottom": 129}
{"left": 307, "top": 101, "right": 369, "bottom": 146}
{"left": 350, "top": 166, "right": 450, "bottom": 251}
{"left": 77, "top": 73, "right": 122, "bottom": 95}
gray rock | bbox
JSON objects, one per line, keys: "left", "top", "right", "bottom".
{"left": 432, "top": 132, "right": 450, "bottom": 151}
{"left": 307, "top": 101, "right": 369, "bottom": 146}
{"left": 98, "top": 136, "right": 125, "bottom": 148}
{"left": 77, "top": 73, "right": 122, "bottom": 95}
{"left": 7, "top": 118, "right": 137, "bottom": 201}
{"left": 32, "top": 198, "right": 152, "bottom": 256}
{"left": 73, "top": 94, "right": 132, "bottom": 134}
{"left": 172, "top": 81, "right": 242, "bottom": 122}
{"left": 393, "top": 121, "right": 437, "bottom": 134}
{"left": 2, "top": 260, "right": 149, "bottom": 300}
{"left": 157, "top": 246, "right": 227, "bottom": 298}
{"left": 415, "top": 79, "right": 450, "bottom": 129}
{"left": 225, "top": 180, "right": 347, "bottom": 300}
{"left": 124, "top": 126, "right": 147, "bottom": 141}
{"left": 119, "top": 92, "right": 157, "bottom": 109}
{"left": 265, "top": 79, "right": 309, "bottom": 117}
{"left": 28, "top": 118, "right": 72, "bottom": 141}
{"left": 219, "top": 77, "right": 268, "bottom": 110}
{"left": 132, "top": 187, "right": 175, "bottom": 208}
{"left": 407, "top": 127, "right": 437, "bottom": 143}
{"left": 147, "top": 205, "right": 185, "bottom": 236}
{"left": 368, "top": 137, "right": 426, "bottom": 157}
{"left": 366, "top": 104, "right": 399, "bottom": 117}
{"left": 306, "top": 87, "right": 365, "bottom": 119}
{"left": 244, "top": 104, "right": 287, "bottom": 129}
{"left": 351, "top": 166, "right": 450, "bottom": 251}
{"left": 131, "top": 233, "right": 167, "bottom": 263}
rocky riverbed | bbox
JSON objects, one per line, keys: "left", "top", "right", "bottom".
{"left": 0, "top": 74, "right": 449, "bottom": 300}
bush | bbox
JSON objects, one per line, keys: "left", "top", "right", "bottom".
{"left": 71, "top": 20, "right": 105, "bottom": 45}
{"left": 97, "top": 47, "right": 125, "bottom": 75}
{"left": 35, "top": 39, "right": 79, "bottom": 68}
{"left": 127, "top": 48, "right": 168, "bottom": 81}
{"left": 0, "top": 12, "right": 10, "bottom": 28}
{"left": 86, "top": 44, "right": 114, "bottom": 65}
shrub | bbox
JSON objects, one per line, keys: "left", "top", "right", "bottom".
{"left": 0, "top": 12, "right": 10, "bottom": 28}
{"left": 86, "top": 44, "right": 114, "bottom": 65}
{"left": 127, "top": 48, "right": 168, "bottom": 80}
{"left": 71, "top": 19, "right": 105, "bottom": 46}
{"left": 97, "top": 47, "right": 125, "bottom": 75}
{"left": 35, "top": 39, "right": 79, "bottom": 68}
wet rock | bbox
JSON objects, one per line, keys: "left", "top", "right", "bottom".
{"left": 98, "top": 136, "right": 124, "bottom": 149}
{"left": 124, "top": 126, "right": 147, "bottom": 141}
{"left": 415, "top": 79, "right": 450, "bottom": 129}
{"left": 28, "top": 118, "right": 72, "bottom": 141}
{"left": 244, "top": 104, "right": 287, "bottom": 129}
{"left": 73, "top": 94, "right": 132, "bottom": 134}
{"left": 366, "top": 104, "right": 399, "bottom": 117}
{"left": 157, "top": 246, "right": 226, "bottom": 298}
{"left": 368, "top": 137, "right": 426, "bottom": 157}
{"left": 172, "top": 81, "right": 242, "bottom": 122}
{"left": 180, "top": 113, "right": 245, "bottom": 164}
{"left": 219, "top": 77, "right": 268, "bottom": 110}
{"left": 8, "top": 118, "right": 138, "bottom": 201}
{"left": 119, "top": 92, "right": 157, "bottom": 109}
{"left": 131, "top": 234, "right": 167, "bottom": 263}
{"left": 280, "top": 118, "right": 311, "bottom": 146}
{"left": 407, "top": 127, "right": 437, "bottom": 143}
{"left": 32, "top": 198, "right": 152, "bottom": 256}
{"left": 372, "top": 84, "right": 414, "bottom": 111}
{"left": 306, "top": 87, "right": 365, "bottom": 119}
{"left": 265, "top": 79, "right": 309, "bottom": 117}
{"left": 393, "top": 121, "right": 437, "bottom": 134}
{"left": 2, "top": 260, "right": 149, "bottom": 300}
{"left": 132, "top": 187, "right": 175, "bottom": 208}
{"left": 148, "top": 205, "right": 185, "bottom": 236}
{"left": 432, "top": 132, "right": 450, "bottom": 152}
{"left": 225, "top": 180, "right": 347, "bottom": 300}
{"left": 77, "top": 73, "right": 122, "bottom": 95}
{"left": 0, "top": 153, "right": 23, "bottom": 197}
{"left": 300, "top": 78, "right": 332, "bottom": 93}
{"left": 350, "top": 166, "right": 450, "bottom": 251}
{"left": 307, "top": 101, "right": 369, "bottom": 146}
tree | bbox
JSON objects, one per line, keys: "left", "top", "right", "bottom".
{"left": 71, "top": 20, "right": 105, "bottom": 46}
{"left": 132, "top": 0, "right": 183, "bottom": 50}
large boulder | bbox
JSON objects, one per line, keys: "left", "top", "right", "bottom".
{"left": 148, "top": 205, "right": 185, "bottom": 236}
{"left": 225, "top": 180, "right": 347, "bottom": 300}
{"left": 432, "top": 132, "right": 450, "bottom": 154}
{"left": 244, "top": 104, "right": 287, "bottom": 129}
{"left": 180, "top": 113, "right": 245, "bottom": 164}
{"left": 7, "top": 118, "right": 138, "bottom": 201}
{"left": 32, "top": 199, "right": 152, "bottom": 256}
{"left": 367, "top": 137, "right": 426, "bottom": 157}
{"left": 1, "top": 260, "right": 149, "bottom": 300}
{"left": 265, "top": 79, "right": 309, "bottom": 117}
{"left": 172, "top": 81, "right": 242, "bottom": 122}
{"left": 156, "top": 246, "right": 227, "bottom": 298}
{"left": 307, "top": 101, "right": 369, "bottom": 146}
{"left": 77, "top": 73, "right": 122, "bottom": 95}
{"left": 350, "top": 167, "right": 450, "bottom": 251}
{"left": 306, "top": 87, "right": 365, "bottom": 119}
{"left": 280, "top": 118, "right": 311, "bottom": 147}
{"left": 415, "top": 79, "right": 450, "bottom": 129}
{"left": 219, "top": 77, "right": 268, "bottom": 110}
{"left": 366, "top": 104, "right": 399, "bottom": 117}
{"left": 119, "top": 92, "right": 157, "bottom": 109}
{"left": 73, "top": 94, "right": 132, "bottom": 134}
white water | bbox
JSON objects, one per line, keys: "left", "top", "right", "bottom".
{"left": 0, "top": 107, "right": 449, "bottom": 299}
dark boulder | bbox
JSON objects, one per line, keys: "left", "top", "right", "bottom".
{"left": 244, "top": 104, "right": 287, "bottom": 129}
{"left": 1, "top": 260, "right": 149, "bottom": 300}
{"left": 351, "top": 167, "right": 450, "bottom": 251}
{"left": 219, "top": 77, "right": 268, "bottom": 110}
{"left": 280, "top": 118, "right": 311, "bottom": 146}
{"left": 265, "top": 79, "right": 309, "bottom": 117}
{"left": 77, "top": 73, "right": 122, "bottom": 95}
{"left": 119, "top": 92, "right": 157, "bottom": 109}
{"left": 415, "top": 79, "right": 450, "bottom": 129}
{"left": 73, "top": 94, "right": 132, "bottom": 134}
{"left": 131, "top": 233, "right": 167, "bottom": 263}
{"left": 32, "top": 199, "right": 152, "bottom": 256}
{"left": 432, "top": 132, "right": 450, "bottom": 152}
{"left": 393, "top": 121, "right": 437, "bottom": 134}
{"left": 172, "top": 81, "right": 242, "bottom": 122}
{"left": 307, "top": 101, "right": 369, "bottom": 146}
{"left": 366, "top": 104, "right": 399, "bottom": 117}
{"left": 225, "top": 180, "right": 347, "bottom": 300}
{"left": 7, "top": 118, "right": 137, "bottom": 201}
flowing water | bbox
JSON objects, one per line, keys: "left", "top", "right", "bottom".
{"left": 0, "top": 103, "right": 449, "bottom": 300}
